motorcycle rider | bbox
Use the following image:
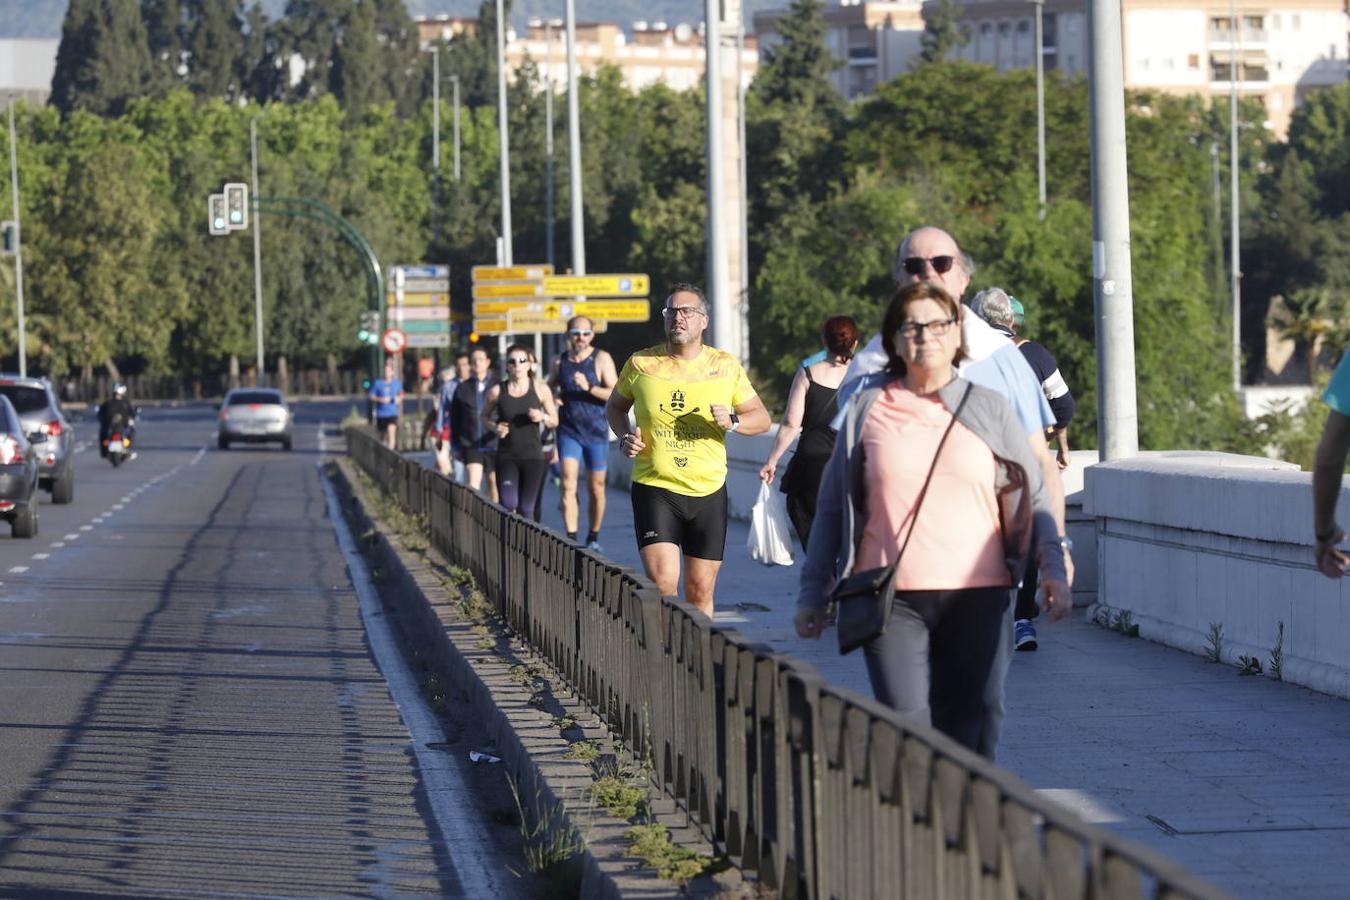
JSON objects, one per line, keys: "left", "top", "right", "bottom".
{"left": 98, "top": 384, "right": 137, "bottom": 459}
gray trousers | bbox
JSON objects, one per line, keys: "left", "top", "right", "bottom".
{"left": 862, "top": 587, "right": 1010, "bottom": 754}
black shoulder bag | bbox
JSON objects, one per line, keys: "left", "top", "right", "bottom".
{"left": 833, "top": 384, "right": 972, "bottom": 655}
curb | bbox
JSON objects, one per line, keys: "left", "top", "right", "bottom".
{"left": 328, "top": 458, "right": 719, "bottom": 899}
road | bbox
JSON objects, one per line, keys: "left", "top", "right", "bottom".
{"left": 0, "top": 401, "right": 522, "bottom": 898}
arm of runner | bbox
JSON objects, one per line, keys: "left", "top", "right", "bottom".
{"left": 586, "top": 350, "right": 617, "bottom": 403}
{"left": 605, "top": 390, "right": 634, "bottom": 443}
{"left": 761, "top": 368, "right": 809, "bottom": 483}
{"left": 715, "top": 395, "right": 770, "bottom": 437}
{"left": 534, "top": 381, "right": 559, "bottom": 429}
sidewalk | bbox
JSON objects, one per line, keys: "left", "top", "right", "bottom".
{"left": 421, "top": 454, "right": 1350, "bottom": 899}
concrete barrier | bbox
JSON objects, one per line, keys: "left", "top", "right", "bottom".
{"left": 1078, "top": 452, "right": 1350, "bottom": 698}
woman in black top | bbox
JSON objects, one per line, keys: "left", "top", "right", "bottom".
{"left": 483, "top": 344, "right": 559, "bottom": 518}
{"left": 759, "top": 316, "right": 859, "bottom": 547}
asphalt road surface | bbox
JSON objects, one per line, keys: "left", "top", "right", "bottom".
{"left": 0, "top": 400, "right": 520, "bottom": 898}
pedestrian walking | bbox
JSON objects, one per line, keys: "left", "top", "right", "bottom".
{"left": 435, "top": 351, "right": 471, "bottom": 482}
{"left": 450, "top": 346, "right": 499, "bottom": 500}
{"left": 484, "top": 344, "right": 559, "bottom": 518}
{"left": 369, "top": 359, "right": 405, "bottom": 450}
{"left": 550, "top": 316, "right": 619, "bottom": 549}
{"left": 796, "top": 282, "right": 1070, "bottom": 756}
{"left": 759, "top": 316, "right": 859, "bottom": 548}
{"left": 605, "top": 284, "right": 771, "bottom": 616}
{"left": 1313, "top": 350, "right": 1350, "bottom": 578}
{"left": 969, "top": 287, "right": 1076, "bottom": 651}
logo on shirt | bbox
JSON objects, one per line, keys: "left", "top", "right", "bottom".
{"left": 674, "top": 456, "right": 688, "bottom": 468}
{"left": 669, "top": 389, "right": 686, "bottom": 413}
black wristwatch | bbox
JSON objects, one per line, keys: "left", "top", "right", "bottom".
{"left": 727, "top": 413, "right": 740, "bottom": 433}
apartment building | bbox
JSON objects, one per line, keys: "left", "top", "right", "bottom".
{"left": 753, "top": 0, "right": 926, "bottom": 99}
{"left": 415, "top": 16, "right": 759, "bottom": 92}
{"left": 932, "top": 0, "right": 1348, "bottom": 136}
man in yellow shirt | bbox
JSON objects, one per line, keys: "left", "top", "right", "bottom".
{"left": 606, "top": 284, "right": 770, "bottom": 615}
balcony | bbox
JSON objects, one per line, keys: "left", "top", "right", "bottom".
{"left": 1208, "top": 26, "right": 1268, "bottom": 45}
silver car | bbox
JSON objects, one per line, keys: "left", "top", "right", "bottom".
{"left": 218, "top": 388, "right": 292, "bottom": 450}
{"left": 0, "top": 374, "right": 74, "bottom": 504}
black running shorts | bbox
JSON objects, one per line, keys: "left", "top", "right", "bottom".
{"left": 631, "top": 481, "right": 729, "bottom": 561}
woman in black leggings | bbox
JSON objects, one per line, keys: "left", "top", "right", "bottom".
{"left": 483, "top": 344, "right": 559, "bottom": 518}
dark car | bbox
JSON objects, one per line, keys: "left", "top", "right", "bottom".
{"left": 0, "top": 394, "right": 40, "bottom": 538}
{"left": 0, "top": 374, "right": 74, "bottom": 504}
{"left": 218, "top": 388, "right": 292, "bottom": 450}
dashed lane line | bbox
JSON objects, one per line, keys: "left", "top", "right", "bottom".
{"left": 8, "top": 566, "right": 28, "bottom": 574}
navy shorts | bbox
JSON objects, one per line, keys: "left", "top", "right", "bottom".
{"left": 631, "top": 482, "right": 728, "bottom": 561}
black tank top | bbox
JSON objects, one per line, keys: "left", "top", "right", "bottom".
{"left": 497, "top": 382, "right": 543, "bottom": 460}
{"left": 797, "top": 367, "right": 840, "bottom": 459}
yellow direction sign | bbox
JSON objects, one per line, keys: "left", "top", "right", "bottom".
{"left": 472, "top": 318, "right": 509, "bottom": 334}
{"left": 388, "top": 292, "right": 449, "bottom": 307}
{"left": 568, "top": 300, "right": 649, "bottom": 322}
{"left": 472, "top": 281, "right": 548, "bottom": 300}
{"left": 508, "top": 311, "right": 609, "bottom": 333}
{"left": 541, "top": 274, "right": 649, "bottom": 298}
{"left": 472, "top": 264, "right": 554, "bottom": 282}
{"left": 473, "top": 299, "right": 543, "bottom": 317}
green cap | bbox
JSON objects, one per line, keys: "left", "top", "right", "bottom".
{"left": 1008, "top": 295, "right": 1026, "bottom": 328}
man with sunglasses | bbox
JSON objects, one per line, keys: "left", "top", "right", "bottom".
{"left": 834, "top": 225, "right": 1072, "bottom": 757}
{"left": 549, "top": 316, "right": 618, "bottom": 549}
{"left": 606, "top": 284, "right": 771, "bottom": 616}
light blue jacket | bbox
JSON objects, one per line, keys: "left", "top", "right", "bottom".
{"left": 798, "top": 374, "right": 1065, "bottom": 611}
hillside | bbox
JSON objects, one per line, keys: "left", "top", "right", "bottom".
{"left": 0, "top": 0, "right": 773, "bottom": 40}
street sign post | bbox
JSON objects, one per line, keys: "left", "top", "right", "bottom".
{"left": 470, "top": 274, "right": 649, "bottom": 301}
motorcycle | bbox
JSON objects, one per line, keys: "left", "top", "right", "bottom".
{"left": 102, "top": 417, "right": 136, "bottom": 467}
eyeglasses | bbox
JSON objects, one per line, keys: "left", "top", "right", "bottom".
{"left": 568, "top": 329, "right": 593, "bottom": 337}
{"left": 901, "top": 255, "right": 956, "bottom": 276}
{"left": 896, "top": 318, "right": 956, "bottom": 339}
{"left": 662, "top": 306, "right": 705, "bottom": 320}
{"left": 506, "top": 357, "right": 529, "bottom": 365}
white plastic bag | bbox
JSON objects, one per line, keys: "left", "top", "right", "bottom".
{"left": 748, "top": 481, "right": 795, "bottom": 567}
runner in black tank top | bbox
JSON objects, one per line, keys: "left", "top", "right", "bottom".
{"left": 782, "top": 367, "right": 840, "bottom": 546}
{"left": 487, "top": 345, "right": 558, "bottom": 519}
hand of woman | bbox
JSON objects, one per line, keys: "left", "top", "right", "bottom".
{"left": 759, "top": 461, "right": 776, "bottom": 484}
{"left": 496, "top": 421, "right": 510, "bottom": 439}
{"left": 794, "top": 607, "right": 826, "bottom": 640}
{"left": 1038, "top": 576, "right": 1073, "bottom": 623}
{"left": 528, "top": 407, "right": 545, "bottom": 423}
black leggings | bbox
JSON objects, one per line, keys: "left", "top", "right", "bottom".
{"left": 496, "top": 457, "right": 548, "bottom": 519}
{"left": 863, "top": 586, "right": 1010, "bottom": 754}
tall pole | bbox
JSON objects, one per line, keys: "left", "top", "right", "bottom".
{"left": 736, "top": 16, "right": 750, "bottom": 362}
{"left": 451, "top": 75, "right": 461, "bottom": 182}
{"left": 1033, "top": 0, "right": 1047, "bottom": 218}
{"left": 565, "top": 0, "right": 585, "bottom": 277}
{"left": 7, "top": 99, "right": 25, "bottom": 377}
{"left": 1229, "top": 0, "right": 1242, "bottom": 391}
{"left": 544, "top": 21, "right": 555, "bottom": 270}
{"left": 250, "top": 118, "right": 265, "bottom": 380}
{"left": 495, "top": 0, "right": 512, "bottom": 268}
{"left": 704, "top": 3, "right": 731, "bottom": 350}
{"left": 1087, "top": 0, "right": 1138, "bottom": 459}
{"left": 432, "top": 48, "right": 441, "bottom": 173}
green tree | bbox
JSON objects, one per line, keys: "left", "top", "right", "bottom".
{"left": 919, "top": 0, "right": 969, "bottom": 65}
{"left": 51, "top": 0, "right": 154, "bottom": 117}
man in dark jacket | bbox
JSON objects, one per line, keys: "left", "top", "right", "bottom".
{"left": 98, "top": 384, "right": 136, "bottom": 459}
{"left": 449, "top": 346, "right": 498, "bottom": 500}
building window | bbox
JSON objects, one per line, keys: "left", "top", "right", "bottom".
{"left": 998, "top": 21, "right": 1010, "bottom": 36}
{"left": 1043, "top": 13, "right": 1057, "bottom": 48}
{"left": 1017, "top": 20, "right": 1030, "bottom": 34}
{"left": 980, "top": 22, "right": 992, "bottom": 36}
{"left": 1189, "top": 54, "right": 1199, "bottom": 68}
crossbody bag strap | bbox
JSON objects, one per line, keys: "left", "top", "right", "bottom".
{"left": 878, "top": 382, "right": 974, "bottom": 580}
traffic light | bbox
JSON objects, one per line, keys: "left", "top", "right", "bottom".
{"left": 0, "top": 220, "right": 15, "bottom": 256}
{"left": 224, "top": 182, "right": 248, "bottom": 230}
{"left": 357, "top": 310, "right": 380, "bottom": 344}
{"left": 207, "top": 194, "right": 228, "bottom": 236}
{"left": 361, "top": 377, "right": 373, "bottom": 391}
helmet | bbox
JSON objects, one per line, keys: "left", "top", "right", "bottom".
{"left": 113, "top": 383, "right": 127, "bottom": 397}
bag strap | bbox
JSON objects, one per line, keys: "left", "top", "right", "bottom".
{"left": 876, "top": 382, "right": 973, "bottom": 581}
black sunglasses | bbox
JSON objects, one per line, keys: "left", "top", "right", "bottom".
{"left": 902, "top": 255, "right": 956, "bottom": 276}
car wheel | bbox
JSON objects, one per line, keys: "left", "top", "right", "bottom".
{"left": 11, "top": 503, "right": 37, "bottom": 539}
{"left": 50, "top": 471, "right": 74, "bottom": 505}
{"left": 218, "top": 436, "right": 229, "bottom": 450}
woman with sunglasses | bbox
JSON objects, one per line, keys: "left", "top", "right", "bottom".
{"left": 483, "top": 344, "right": 559, "bottom": 519}
{"left": 760, "top": 315, "right": 859, "bottom": 549}
{"left": 796, "top": 282, "right": 1069, "bottom": 756}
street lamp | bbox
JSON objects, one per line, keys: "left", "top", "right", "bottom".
{"left": 496, "top": 0, "right": 513, "bottom": 268}
{"left": 542, "top": 17, "right": 562, "bottom": 270}
{"left": 1032, "top": 0, "right": 1046, "bottom": 217}
{"left": 1229, "top": 0, "right": 1242, "bottom": 392}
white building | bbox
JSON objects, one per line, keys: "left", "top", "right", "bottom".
{"left": 933, "top": 0, "right": 1349, "bottom": 136}
{"left": 0, "top": 39, "right": 59, "bottom": 107}
{"left": 753, "top": 1, "right": 925, "bottom": 100}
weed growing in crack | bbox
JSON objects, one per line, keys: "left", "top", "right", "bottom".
{"left": 624, "top": 824, "right": 710, "bottom": 885}
{"left": 1205, "top": 622, "right": 1224, "bottom": 663}
{"left": 1270, "top": 621, "right": 1285, "bottom": 681}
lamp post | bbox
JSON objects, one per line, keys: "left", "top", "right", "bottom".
{"left": 1033, "top": 0, "right": 1047, "bottom": 217}
{"left": 543, "top": 18, "right": 562, "bottom": 270}
{"left": 250, "top": 118, "right": 265, "bottom": 380}
{"left": 1229, "top": 0, "right": 1242, "bottom": 392}
{"left": 704, "top": 3, "right": 731, "bottom": 351}
{"left": 495, "top": 0, "right": 513, "bottom": 269}
{"left": 565, "top": 0, "right": 585, "bottom": 278}
{"left": 7, "top": 98, "right": 25, "bottom": 377}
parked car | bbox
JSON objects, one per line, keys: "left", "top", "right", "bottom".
{"left": 218, "top": 388, "right": 292, "bottom": 450}
{"left": 0, "top": 394, "right": 40, "bottom": 538}
{"left": 0, "top": 374, "right": 74, "bottom": 504}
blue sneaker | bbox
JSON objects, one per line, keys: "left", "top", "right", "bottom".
{"left": 585, "top": 539, "right": 602, "bottom": 553}
{"left": 1014, "top": 618, "right": 1038, "bottom": 652}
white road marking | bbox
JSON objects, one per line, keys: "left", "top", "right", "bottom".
{"left": 63, "top": 533, "right": 78, "bottom": 540}
{"left": 50, "top": 542, "right": 64, "bottom": 549}
{"left": 318, "top": 466, "right": 510, "bottom": 898}
{"left": 31, "top": 553, "right": 49, "bottom": 560}
{"left": 190, "top": 446, "right": 206, "bottom": 466}
{"left": 79, "top": 525, "right": 93, "bottom": 532}
{"left": 120, "top": 496, "right": 132, "bottom": 503}
{"left": 8, "top": 566, "right": 27, "bottom": 574}
{"left": 111, "top": 504, "right": 124, "bottom": 510}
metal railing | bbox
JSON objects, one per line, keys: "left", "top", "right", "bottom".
{"left": 346, "top": 425, "right": 1225, "bottom": 899}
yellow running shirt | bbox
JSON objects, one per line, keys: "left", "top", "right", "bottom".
{"left": 616, "top": 344, "right": 757, "bottom": 497}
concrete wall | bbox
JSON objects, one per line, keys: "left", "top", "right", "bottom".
{"left": 1081, "top": 452, "right": 1350, "bottom": 699}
